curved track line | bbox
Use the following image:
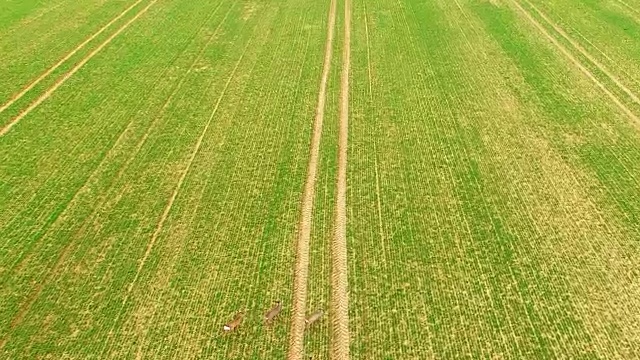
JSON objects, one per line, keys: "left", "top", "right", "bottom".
{"left": 102, "top": 40, "right": 251, "bottom": 356}
{"left": 521, "top": 0, "right": 640, "bottom": 107}
{"left": 331, "top": 0, "right": 351, "bottom": 358}
{"left": 508, "top": 0, "right": 640, "bottom": 127}
{"left": 287, "top": 0, "right": 337, "bottom": 358}
{"left": 0, "top": 0, "right": 158, "bottom": 137}
{"left": 0, "top": 0, "right": 149, "bottom": 115}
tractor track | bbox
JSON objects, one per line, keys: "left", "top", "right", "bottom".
{"left": 0, "top": 0, "right": 150, "bottom": 115}
{"left": 509, "top": 0, "right": 640, "bottom": 128}
{"left": 331, "top": 0, "right": 351, "bottom": 357}
{"left": 0, "top": 0, "right": 158, "bottom": 136}
{"left": 287, "top": 0, "right": 337, "bottom": 358}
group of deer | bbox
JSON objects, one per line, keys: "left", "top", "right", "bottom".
{"left": 223, "top": 301, "right": 324, "bottom": 332}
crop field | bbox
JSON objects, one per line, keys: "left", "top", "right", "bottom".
{"left": 1, "top": 0, "right": 639, "bottom": 358}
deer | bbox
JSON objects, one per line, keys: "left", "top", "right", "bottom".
{"left": 264, "top": 301, "right": 282, "bottom": 324}
{"left": 223, "top": 311, "right": 244, "bottom": 332}
{"left": 305, "top": 309, "right": 324, "bottom": 327}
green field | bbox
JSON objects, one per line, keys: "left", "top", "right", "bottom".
{"left": 1, "top": 0, "right": 639, "bottom": 358}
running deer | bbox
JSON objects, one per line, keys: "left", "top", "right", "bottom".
{"left": 223, "top": 311, "right": 244, "bottom": 332}
{"left": 305, "top": 309, "right": 324, "bottom": 327}
{"left": 264, "top": 301, "right": 282, "bottom": 324}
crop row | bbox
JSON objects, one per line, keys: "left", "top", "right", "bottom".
{"left": 1, "top": 0, "right": 331, "bottom": 358}
{"left": 346, "top": 0, "right": 640, "bottom": 358}
{"left": 0, "top": 0, "right": 158, "bottom": 117}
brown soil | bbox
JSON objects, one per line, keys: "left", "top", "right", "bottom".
{"left": 331, "top": 0, "right": 351, "bottom": 358}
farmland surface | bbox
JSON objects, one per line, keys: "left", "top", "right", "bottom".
{"left": 1, "top": 0, "right": 640, "bottom": 358}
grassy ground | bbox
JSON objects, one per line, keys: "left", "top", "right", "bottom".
{"left": 1, "top": 0, "right": 639, "bottom": 358}
{"left": 0, "top": 0, "right": 150, "bottom": 104}
{"left": 347, "top": 0, "right": 640, "bottom": 358}
{"left": 1, "top": 0, "right": 329, "bottom": 358}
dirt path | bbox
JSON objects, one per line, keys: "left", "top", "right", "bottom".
{"left": 287, "top": 0, "right": 337, "bottom": 358}
{"left": 0, "top": 0, "right": 148, "bottom": 115}
{"left": 0, "top": 0, "right": 157, "bottom": 136}
{"left": 509, "top": 0, "right": 640, "bottom": 128}
{"left": 331, "top": 0, "right": 351, "bottom": 357}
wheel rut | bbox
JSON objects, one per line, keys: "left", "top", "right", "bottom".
{"left": 287, "top": 0, "right": 337, "bottom": 358}
{"left": 331, "top": 0, "right": 351, "bottom": 357}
